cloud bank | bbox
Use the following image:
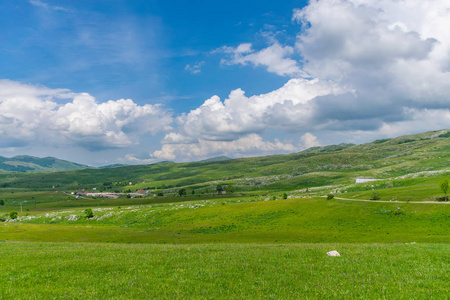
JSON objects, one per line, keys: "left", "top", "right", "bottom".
{"left": 0, "top": 80, "right": 172, "bottom": 150}
{"left": 149, "top": 0, "right": 450, "bottom": 161}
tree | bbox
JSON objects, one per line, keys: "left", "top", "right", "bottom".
{"left": 440, "top": 178, "right": 449, "bottom": 201}
{"left": 84, "top": 208, "right": 94, "bottom": 218}
{"left": 216, "top": 184, "right": 224, "bottom": 193}
{"left": 9, "top": 210, "right": 18, "bottom": 219}
{"left": 283, "top": 193, "right": 288, "bottom": 199}
{"left": 0, "top": 199, "right": 4, "bottom": 206}
{"left": 226, "top": 185, "right": 235, "bottom": 193}
{"left": 178, "top": 188, "right": 186, "bottom": 196}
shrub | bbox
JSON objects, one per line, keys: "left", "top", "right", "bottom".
{"left": 327, "top": 194, "right": 334, "bottom": 200}
{"left": 370, "top": 192, "right": 380, "bottom": 200}
{"left": 0, "top": 214, "right": 7, "bottom": 222}
{"left": 84, "top": 208, "right": 94, "bottom": 219}
{"left": 0, "top": 199, "right": 4, "bottom": 206}
{"left": 9, "top": 211, "right": 18, "bottom": 219}
{"left": 393, "top": 208, "right": 404, "bottom": 216}
{"left": 283, "top": 193, "right": 288, "bottom": 199}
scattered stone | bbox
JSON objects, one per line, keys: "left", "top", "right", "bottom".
{"left": 327, "top": 250, "right": 340, "bottom": 257}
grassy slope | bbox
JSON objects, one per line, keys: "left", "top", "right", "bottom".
{"left": 0, "top": 129, "right": 449, "bottom": 196}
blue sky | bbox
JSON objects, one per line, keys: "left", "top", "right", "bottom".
{"left": 1, "top": 0, "right": 300, "bottom": 106}
{"left": 1, "top": 0, "right": 449, "bottom": 166}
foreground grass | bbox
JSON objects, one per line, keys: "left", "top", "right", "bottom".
{"left": 0, "top": 242, "right": 448, "bottom": 299}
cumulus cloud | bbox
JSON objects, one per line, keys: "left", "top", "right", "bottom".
{"left": 293, "top": 0, "right": 448, "bottom": 103}
{"left": 167, "top": 78, "right": 345, "bottom": 144}
{"left": 0, "top": 80, "right": 172, "bottom": 150}
{"left": 219, "top": 43, "right": 305, "bottom": 77}
{"left": 299, "top": 132, "right": 321, "bottom": 149}
{"left": 152, "top": 134, "right": 297, "bottom": 161}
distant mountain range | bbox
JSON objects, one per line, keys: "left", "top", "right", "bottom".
{"left": 0, "top": 155, "right": 88, "bottom": 172}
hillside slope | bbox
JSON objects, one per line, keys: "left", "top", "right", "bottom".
{"left": 0, "top": 129, "right": 449, "bottom": 192}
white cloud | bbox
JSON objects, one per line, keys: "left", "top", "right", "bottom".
{"left": 148, "top": 77, "right": 336, "bottom": 160}
{"left": 293, "top": 0, "right": 449, "bottom": 103}
{"left": 185, "top": 61, "right": 205, "bottom": 74}
{"left": 122, "top": 154, "right": 157, "bottom": 165}
{"left": 29, "top": 0, "right": 68, "bottom": 11}
{"left": 151, "top": 132, "right": 322, "bottom": 161}
{"left": 167, "top": 78, "right": 345, "bottom": 143}
{"left": 152, "top": 134, "right": 298, "bottom": 161}
{"left": 0, "top": 80, "right": 172, "bottom": 150}
{"left": 299, "top": 133, "right": 321, "bottom": 149}
{"left": 220, "top": 43, "right": 305, "bottom": 77}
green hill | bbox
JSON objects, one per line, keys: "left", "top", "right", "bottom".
{"left": 0, "top": 129, "right": 449, "bottom": 194}
{"left": 0, "top": 155, "right": 88, "bottom": 172}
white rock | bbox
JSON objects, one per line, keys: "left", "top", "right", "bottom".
{"left": 327, "top": 250, "right": 340, "bottom": 257}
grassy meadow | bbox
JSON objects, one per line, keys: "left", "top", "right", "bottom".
{"left": 1, "top": 242, "right": 449, "bottom": 299}
{"left": 1, "top": 197, "right": 449, "bottom": 244}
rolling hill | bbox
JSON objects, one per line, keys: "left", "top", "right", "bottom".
{"left": 0, "top": 129, "right": 448, "bottom": 193}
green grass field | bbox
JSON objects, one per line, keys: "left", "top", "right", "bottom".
{"left": 0, "top": 195, "right": 448, "bottom": 298}
{"left": 1, "top": 242, "right": 448, "bottom": 299}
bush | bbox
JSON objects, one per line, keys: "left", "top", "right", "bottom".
{"left": 0, "top": 199, "right": 4, "bottom": 206}
{"left": 9, "top": 211, "right": 18, "bottom": 219}
{"left": 393, "top": 209, "right": 404, "bottom": 216}
{"left": 327, "top": 194, "right": 334, "bottom": 200}
{"left": 283, "top": 193, "right": 288, "bottom": 199}
{"left": 84, "top": 208, "right": 94, "bottom": 219}
{"left": 0, "top": 214, "right": 7, "bottom": 222}
{"left": 370, "top": 192, "right": 380, "bottom": 200}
